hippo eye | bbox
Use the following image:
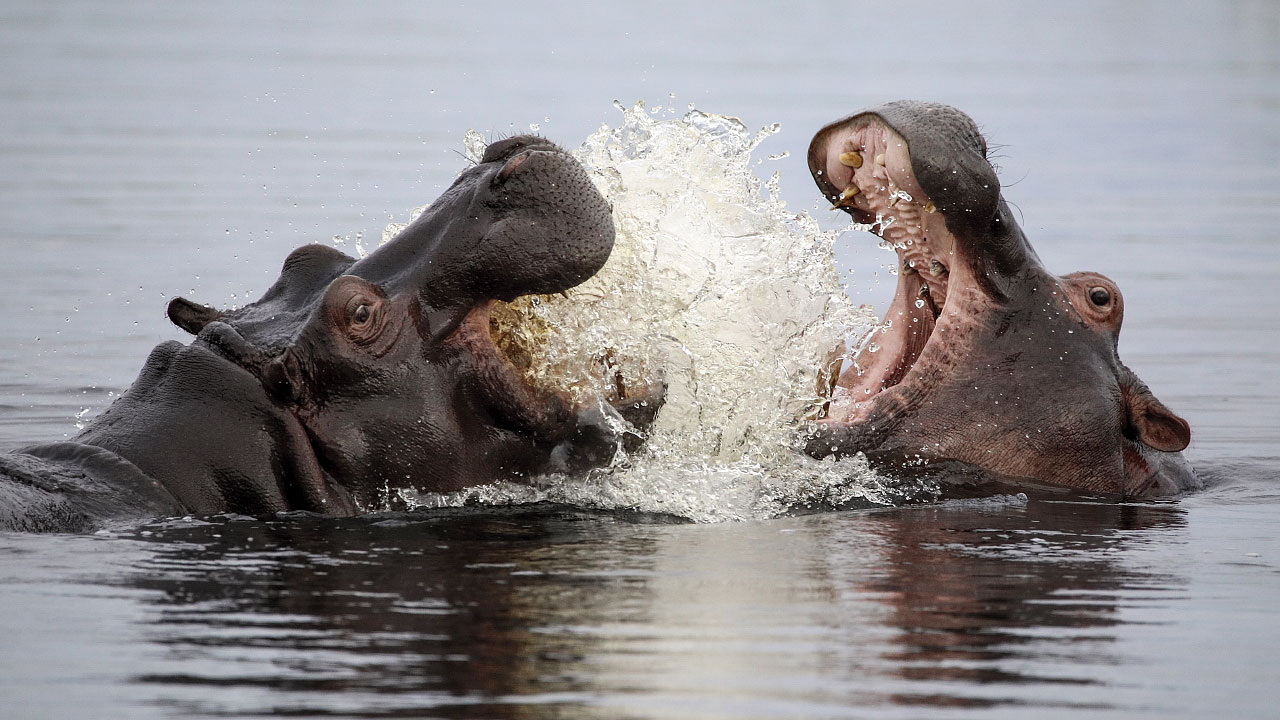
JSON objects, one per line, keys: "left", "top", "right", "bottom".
{"left": 352, "top": 304, "right": 372, "bottom": 325}
{"left": 335, "top": 283, "right": 388, "bottom": 347}
{"left": 1088, "top": 287, "right": 1111, "bottom": 307}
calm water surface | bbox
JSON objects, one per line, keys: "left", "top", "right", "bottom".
{"left": 2, "top": 2, "right": 1278, "bottom": 718}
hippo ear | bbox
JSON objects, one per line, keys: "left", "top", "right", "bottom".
{"left": 261, "top": 349, "right": 305, "bottom": 405}
{"left": 1125, "top": 386, "right": 1191, "bottom": 453}
{"left": 167, "top": 297, "right": 222, "bottom": 335}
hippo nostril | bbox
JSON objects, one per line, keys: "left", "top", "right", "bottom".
{"left": 497, "top": 150, "right": 532, "bottom": 184}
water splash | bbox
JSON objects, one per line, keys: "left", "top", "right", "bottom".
{"left": 401, "top": 103, "right": 937, "bottom": 521}
{"left": 382, "top": 204, "right": 428, "bottom": 245}
{"left": 462, "top": 129, "right": 487, "bottom": 164}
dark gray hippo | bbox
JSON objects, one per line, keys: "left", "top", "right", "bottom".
{"left": 0, "top": 136, "right": 663, "bottom": 532}
{"left": 806, "top": 102, "right": 1195, "bottom": 499}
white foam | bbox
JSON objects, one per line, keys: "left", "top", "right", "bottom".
{"left": 402, "top": 102, "right": 938, "bottom": 521}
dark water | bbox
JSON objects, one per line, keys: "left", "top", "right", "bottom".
{"left": 4, "top": 497, "right": 1278, "bottom": 719}
{"left": 2, "top": 1, "right": 1278, "bottom": 717}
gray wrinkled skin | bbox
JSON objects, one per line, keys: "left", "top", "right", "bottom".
{"left": 1, "top": 137, "right": 664, "bottom": 532}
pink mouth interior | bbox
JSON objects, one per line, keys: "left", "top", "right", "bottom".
{"left": 811, "top": 119, "right": 960, "bottom": 417}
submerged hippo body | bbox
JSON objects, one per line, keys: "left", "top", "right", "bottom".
{"left": 0, "top": 137, "right": 662, "bottom": 533}
{"left": 806, "top": 102, "right": 1195, "bottom": 498}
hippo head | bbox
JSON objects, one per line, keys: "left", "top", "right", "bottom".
{"left": 806, "top": 102, "right": 1195, "bottom": 498}
{"left": 83, "top": 136, "right": 658, "bottom": 514}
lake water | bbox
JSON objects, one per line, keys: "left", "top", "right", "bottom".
{"left": 2, "top": 1, "right": 1279, "bottom": 718}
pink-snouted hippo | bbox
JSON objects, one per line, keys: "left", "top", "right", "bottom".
{"left": 805, "top": 101, "right": 1195, "bottom": 499}
{"left": 0, "top": 136, "right": 663, "bottom": 532}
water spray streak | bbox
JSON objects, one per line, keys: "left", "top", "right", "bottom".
{"left": 401, "top": 103, "right": 939, "bottom": 521}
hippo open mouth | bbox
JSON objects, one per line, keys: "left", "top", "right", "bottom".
{"left": 808, "top": 109, "right": 963, "bottom": 420}
{"left": 805, "top": 102, "right": 1195, "bottom": 499}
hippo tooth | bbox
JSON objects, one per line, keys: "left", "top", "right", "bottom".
{"left": 923, "top": 201, "right": 937, "bottom": 213}
{"left": 930, "top": 260, "right": 947, "bottom": 276}
{"left": 839, "top": 151, "right": 863, "bottom": 168}
{"left": 830, "top": 185, "right": 860, "bottom": 209}
{"left": 917, "top": 281, "right": 941, "bottom": 318}
{"left": 874, "top": 153, "right": 886, "bottom": 166}
{"left": 902, "top": 262, "right": 917, "bottom": 275}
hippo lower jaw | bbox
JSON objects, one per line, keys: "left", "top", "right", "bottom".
{"left": 831, "top": 244, "right": 947, "bottom": 422}
{"left": 805, "top": 102, "right": 1195, "bottom": 499}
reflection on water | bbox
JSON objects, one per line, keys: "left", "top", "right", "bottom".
{"left": 3, "top": 484, "right": 1276, "bottom": 718}
{"left": 22, "top": 499, "right": 1187, "bottom": 718}
{"left": 856, "top": 502, "right": 1184, "bottom": 708}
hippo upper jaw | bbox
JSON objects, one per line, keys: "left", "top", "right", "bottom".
{"left": 806, "top": 102, "right": 1195, "bottom": 499}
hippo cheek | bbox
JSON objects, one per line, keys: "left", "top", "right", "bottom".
{"left": 232, "top": 277, "right": 454, "bottom": 506}
{"left": 290, "top": 374, "right": 462, "bottom": 508}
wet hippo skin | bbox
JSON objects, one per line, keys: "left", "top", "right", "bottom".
{"left": 806, "top": 102, "right": 1195, "bottom": 499}
{"left": 0, "top": 137, "right": 664, "bottom": 532}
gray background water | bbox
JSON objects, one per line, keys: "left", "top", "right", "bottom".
{"left": 1, "top": 1, "right": 1278, "bottom": 718}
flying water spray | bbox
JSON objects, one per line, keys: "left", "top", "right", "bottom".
{"left": 397, "top": 102, "right": 939, "bottom": 521}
